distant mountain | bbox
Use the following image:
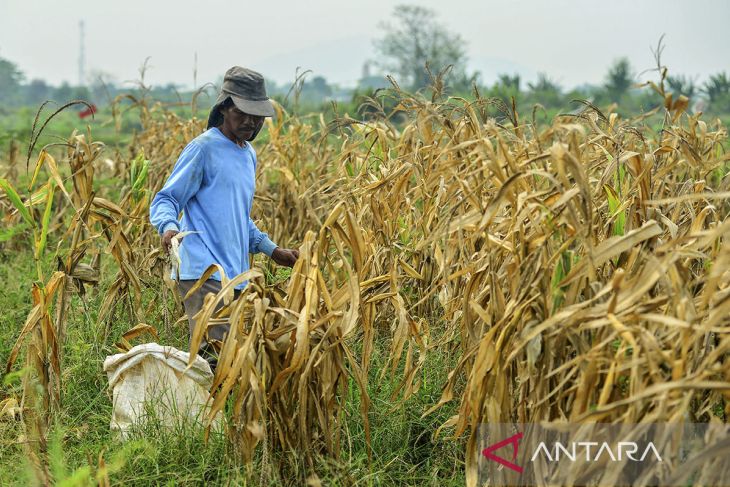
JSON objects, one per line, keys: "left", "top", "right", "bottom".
{"left": 254, "top": 36, "right": 373, "bottom": 88}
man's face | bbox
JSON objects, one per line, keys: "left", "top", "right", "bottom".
{"left": 221, "top": 105, "right": 265, "bottom": 142}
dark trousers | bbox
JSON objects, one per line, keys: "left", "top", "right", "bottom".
{"left": 177, "top": 279, "right": 241, "bottom": 354}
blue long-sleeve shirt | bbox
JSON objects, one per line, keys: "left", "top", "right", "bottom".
{"left": 150, "top": 127, "right": 278, "bottom": 289}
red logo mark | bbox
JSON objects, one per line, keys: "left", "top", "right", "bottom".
{"left": 482, "top": 432, "right": 524, "bottom": 474}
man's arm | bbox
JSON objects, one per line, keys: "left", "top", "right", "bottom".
{"left": 150, "top": 142, "right": 204, "bottom": 236}
{"left": 248, "top": 216, "right": 278, "bottom": 257}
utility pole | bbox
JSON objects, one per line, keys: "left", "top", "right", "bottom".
{"left": 78, "top": 20, "right": 86, "bottom": 86}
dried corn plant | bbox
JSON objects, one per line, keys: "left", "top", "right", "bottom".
{"left": 180, "top": 203, "right": 371, "bottom": 481}
{"left": 382, "top": 98, "right": 730, "bottom": 484}
{"left": 3, "top": 71, "right": 730, "bottom": 485}
{"left": 117, "top": 82, "right": 730, "bottom": 484}
{"left": 3, "top": 124, "right": 139, "bottom": 482}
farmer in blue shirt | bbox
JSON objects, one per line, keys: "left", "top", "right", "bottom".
{"left": 150, "top": 66, "right": 299, "bottom": 367}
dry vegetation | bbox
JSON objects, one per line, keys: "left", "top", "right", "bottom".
{"left": 1, "top": 73, "right": 729, "bottom": 485}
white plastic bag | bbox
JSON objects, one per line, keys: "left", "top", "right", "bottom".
{"left": 103, "top": 343, "right": 217, "bottom": 438}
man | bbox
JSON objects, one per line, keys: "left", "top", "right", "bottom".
{"left": 150, "top": 66, "right": 299, "bottom": 367}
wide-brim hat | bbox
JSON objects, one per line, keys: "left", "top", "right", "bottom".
{"left": 206, "top": 66, "right": 276, "bottom": 131}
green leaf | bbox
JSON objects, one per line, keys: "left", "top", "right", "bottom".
{"left": 0, "top": 177, "right": 34, "bottom": 226}
{"left": 38, "top": 181, "right": 55, "bottom": 257}
{"left": 28, "top": 150, "right": 48, "bottom": 191}
{"left": 603, "top": 184, "right": 625, "bottom": 236}
{"left": 130, "top": 152, "right": 149, "bottom": 201}
{"left": 132, "top": 158, "right": 149, "bottom": 196}
{"left": 551, "top": 250, "right": 573, "bottom": 310}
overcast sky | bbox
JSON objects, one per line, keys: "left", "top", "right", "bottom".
{"left": 1, "top": 0, "right": 728, "bottom": 90}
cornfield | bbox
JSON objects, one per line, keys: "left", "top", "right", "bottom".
{"left": 1, "top": 72, "right": 730, "bottom": 486}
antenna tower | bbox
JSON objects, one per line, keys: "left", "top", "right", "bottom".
{"left": 78, "top": 20, "right": 86, "bottom": 86}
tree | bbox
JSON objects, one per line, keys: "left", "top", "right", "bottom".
{"left": 489, "top": 74, "right": 521, "bottom": 105}
{"left": 666, "top": 75, "right": 697, "bottom": 100}
{"left": 527, "top": 73, "right": 562, "bottom": 108}
{"left": 300, "top": 76, "right": 333, "bottom": 101}
{"left": 604, "top": 58, "right": 634, "bottom": 101}
{"left": 703, "top": 72, "right": 730, "bottom": 103}
{"left": 497, "top": 74, "right": 521, "bottom": 92}
{"left": 373, "top": 4, "right": 469, "bottom": 90}
{"left": 71, "top": 85, "right": 91, "bottom": 102}
{"left": 528, "top": 73, "right": 560, "bottom": 94}
{"left": 25, "top": 79, "right": 52, "bottom": 105}
{"left": 54, "top": 82, "right": 74, "bottom": 102}
{"left": 0, "top": 55, "right": 24, "bottom": 106}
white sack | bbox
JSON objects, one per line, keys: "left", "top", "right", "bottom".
{"left": 103, "top": 343, "right": 217, "bottom": 438}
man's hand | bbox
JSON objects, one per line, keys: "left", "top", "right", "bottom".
{"left": 271, "top": 247, "right": 299, "bottom": 267}
{"left": 161, "top": 229, "right": 180, "bottom": 254}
